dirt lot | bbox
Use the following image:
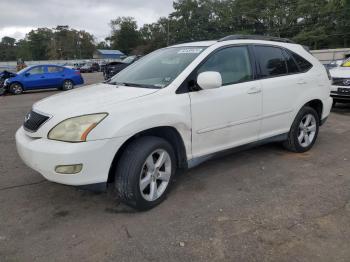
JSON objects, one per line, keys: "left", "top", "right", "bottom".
{"left": 1, "top": 72, "right": 350, "bottom": 262}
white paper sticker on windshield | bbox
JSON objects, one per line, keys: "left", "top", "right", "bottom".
{"left": 178, "top": 48, "right": 203, "bottom": 54}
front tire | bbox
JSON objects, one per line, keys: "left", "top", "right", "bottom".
{"left": 9, "top": 82, "right": 23, "bottom": 95}
{"left": 0, "top": 86, "right": 5, "bottom": 96}
{"left": 115, "top": 136, "right": 176, "bottom": 211}
{"left": 62, "top": 80, "right": 74, "bottom": 91}
{"left": 283, "top": 106, "right": 320, "bottom": 153}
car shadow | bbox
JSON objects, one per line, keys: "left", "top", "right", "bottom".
{"left": 332, "top": 102, "right": 350, "bottom": 114}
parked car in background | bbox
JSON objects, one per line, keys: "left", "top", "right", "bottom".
{"left": 79, "top": 63, "right": 93, "bottom": 73}
{"left": 99, "top": 61, "right": 107, "bottom": 73}
{"left": 330, "top": 65, "right": 350, "bottom": 105}
{"left": 4, "top": 65, "right": 84, "bottom": 95}
{"left": 103, "top": 55, "right": 142, "bottom": 79}
{"left": 324, "top": 59, "right": 344, "bottom": 70}
{"left": 80, "top": 62, "right": 100, "bottom": 73}
{"left": 16, "top": 36, "right": 332, "bottom": 210}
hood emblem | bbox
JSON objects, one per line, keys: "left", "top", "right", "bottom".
{"left": 24, "top": 113, "right": 31, "bottom": 123}
{"left": 343, "top": 79, "right": 350, "bottom": 86}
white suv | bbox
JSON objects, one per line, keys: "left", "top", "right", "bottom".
{"left": 16, "top": 35, "right": 332, "bottom": 210}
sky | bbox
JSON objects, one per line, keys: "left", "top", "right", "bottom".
{"left": 0, "top": 0, "right": 174, "bottom": 41}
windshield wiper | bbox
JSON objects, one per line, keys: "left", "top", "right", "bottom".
{"left": 108, "top": 81, "right": 160, "bottom": 89}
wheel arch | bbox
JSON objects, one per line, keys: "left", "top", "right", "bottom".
{"left": 304, "top": 99, "right": 323, "bottom": 124}
{"left": 63, "top": 78, "right": 74, "bottom": 85}
{"left": 107, "top": 126, "right": 188, "bottom": 183}
{"left": 9, "top": 81, "right": 24, "bottom": 89}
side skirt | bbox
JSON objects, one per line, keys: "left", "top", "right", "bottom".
{"left": 187, "top": 133, "right": 288, "bottom": 169}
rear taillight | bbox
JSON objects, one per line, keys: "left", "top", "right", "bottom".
{"left": 75, "top": 70, "right": 81, "bottom": 75}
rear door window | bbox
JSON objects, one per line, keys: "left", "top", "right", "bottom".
{"left": 48, "top": 66, "right": 64, "bottom": 73}
{"left": 254, "top": 46, "right": 287, "bottom": 78}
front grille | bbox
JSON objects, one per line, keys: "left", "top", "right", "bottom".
{"left": 332, "top": 77, "right": 350, "bottom": 86}
{"left": 23, "top": 110, "right": 50, "bottom": 132}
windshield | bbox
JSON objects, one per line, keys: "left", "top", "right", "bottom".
{"left": 110, "top": 47, "right": 206, "bottom": 88}
{"left": 17, "top": 67, "right": 30, "bottom": 74}
{"left": 122, "top": 56, "right": 136, "bottom": 63}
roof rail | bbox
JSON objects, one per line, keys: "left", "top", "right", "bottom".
{"left": 218, "top": 35, "right": 295, "bottom": 44}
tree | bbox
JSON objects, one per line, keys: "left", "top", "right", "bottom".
{"left": 16, "top": 39, "right": 32, "bottom": 61}
{"left": 0, "top": 37, "right": 17, "bottom": 61}
{"left": 26, "top": 28, "right": 53, "bottom": 60}
{"left": 109, "top": 17, "right": 141, "bottom": 54}
{"left": 97, "top": 41, "right": 109, "bottom": 49}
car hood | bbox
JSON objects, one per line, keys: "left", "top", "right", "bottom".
{"left": 330, "top": 67, "right": 350, "bottom": 78}
{"left": 33, "top": 83, "right": 160, "bottom": 116}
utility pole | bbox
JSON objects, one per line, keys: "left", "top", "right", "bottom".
{"left": 167, "top": 19, "right": 170, "bottom": 46}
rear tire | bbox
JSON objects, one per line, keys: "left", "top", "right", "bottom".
{"left": 9, "top": 82, "right": 23, "bottom": 95}
{"left": 62, "top": 80, "right": 74, "bottom": 91}
{"left": 115, "top": 136, "right": 176, "bottom": 211}
{"left": 283, "top": 106, "right": 320, "bottom": 153}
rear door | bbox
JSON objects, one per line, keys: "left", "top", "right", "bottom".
{"left": 253, "top": 45, "right": 301, "bottom": 139}
{"left": 46, "top": 66, "right": 65, "bottom": 87}
{"left": 22, "top": 66, "right": 47, "bottom": 89}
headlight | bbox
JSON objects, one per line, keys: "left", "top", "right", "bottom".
{"left": 48, "top": 113, "right": 108, "bottom": 142}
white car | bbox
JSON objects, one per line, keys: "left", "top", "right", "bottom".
{"left": 16, "top": 35, "right": 332, "bottom": 210}
{"left": 329, "top": 66, "right": 350, "bottom": 105}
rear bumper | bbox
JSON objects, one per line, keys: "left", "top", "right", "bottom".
{"left": 73, "top": 76, "right": 84, "bottom": 85}
{"left": 322, "top": 96, "right": 333, "bottom": 120}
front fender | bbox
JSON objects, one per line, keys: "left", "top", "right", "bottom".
{"left": 87, "top": 92, "right": 192, "bottom": 158}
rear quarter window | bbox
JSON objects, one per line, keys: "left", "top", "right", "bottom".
{"left": 290, "top": 52, "right": 313, "bottom": 72}
{"left": 282, "top": 49, "right": 299, "bottom": 74}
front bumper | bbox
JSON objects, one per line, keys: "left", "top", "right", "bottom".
{"left": 330, "top": 86, "right": 350, "bottom": 101}
{"left": 15, "top": 127, "right": 125, "bottom": 186}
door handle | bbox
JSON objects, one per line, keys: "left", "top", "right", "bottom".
{"left": 247, "top": 86, "right": 261, "bottom": 94}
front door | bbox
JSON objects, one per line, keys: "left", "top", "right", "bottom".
{"left": 22, "top": 66, "right": 46, "bottom": 89}
{"left": 190, "top": 46, "right": 262, "bottom": 158}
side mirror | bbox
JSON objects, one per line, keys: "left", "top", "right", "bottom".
{"left": 24, "top": 72, "right": 30, "bottom": 77}
{"left": 197, "top": 71, "right": 222, "bottom": 90}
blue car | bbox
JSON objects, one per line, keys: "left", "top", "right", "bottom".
{"left": 5, "top": 65, "right": 84, "bottom": 95}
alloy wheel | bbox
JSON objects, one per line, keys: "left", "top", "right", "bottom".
{"left": 12, "top": 84, "right": 23, "bottom": 94}
{"left": 298, "top": 114, "right": 317, "bottom": 147}
{"left": 139, "top": 149, "right": 172, "bottom": 202}
{"left": 64, "top": 81, "right": 73, "bottom": 90}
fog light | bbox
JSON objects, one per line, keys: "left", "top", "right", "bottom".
{"left": 55, "top": 164, "right": 83, "bottom": 174}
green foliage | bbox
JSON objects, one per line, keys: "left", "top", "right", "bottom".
{"left": 134, "top": 0, "right": 350, "bottom": 52}
{"left": 0, "top": 26, "right": 96, "bottom": 61}
{"left": 2, "top": 0, "right": 350, "bottom": 61}
{"left": 0, "top": 37, "right": 17, "bottom": 61}
{"left": 109, "top": 17, "right": 141, "bottom": 54}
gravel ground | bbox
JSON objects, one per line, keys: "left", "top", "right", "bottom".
{"left": 0, "top": 72, "right": 350, "bottom": 261}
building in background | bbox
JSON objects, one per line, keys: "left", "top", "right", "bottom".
{"left": 93, "top": 49, "right": 125, "bottom": 60}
